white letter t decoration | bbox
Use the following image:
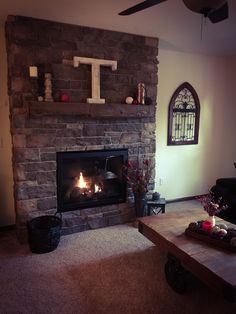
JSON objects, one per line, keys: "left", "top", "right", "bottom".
{"left": 73, "top": 56, "right": 117, "bottom": 104}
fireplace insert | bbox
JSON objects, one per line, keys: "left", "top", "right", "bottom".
{"left": 56, "top": 149, "right": 128, "bottom": 212}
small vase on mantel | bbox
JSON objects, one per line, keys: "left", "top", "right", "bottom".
{"left": 207, "top": 215, "right": 216, "bottom": 227}
{"left": 134, "top": 193, "right": 147, "bottom": 218}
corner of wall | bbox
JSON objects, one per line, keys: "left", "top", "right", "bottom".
{"left": 0, "top": 24, "right": 15, "bottom": 227}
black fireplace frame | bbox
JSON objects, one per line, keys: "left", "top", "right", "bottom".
{"left": 56, "top": 148, "right": 128, "bottom": 213}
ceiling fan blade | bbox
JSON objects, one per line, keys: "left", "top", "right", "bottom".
{"left": 208, "top": 2, "right": 228, "bottom": 23}
{"left": 118, "top": 0, "right": 167, "bottom": 16}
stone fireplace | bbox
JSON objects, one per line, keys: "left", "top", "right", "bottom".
{"left": 5, "top": 16, "right": 158, "bottom": 240}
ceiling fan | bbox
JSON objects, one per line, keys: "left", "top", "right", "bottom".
{"left": 118, "top": 0, "right": 229, "bottom": 23}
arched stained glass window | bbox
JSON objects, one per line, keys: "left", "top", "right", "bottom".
{"left": 167, "top": 82, "right": 200, "bottom": 145}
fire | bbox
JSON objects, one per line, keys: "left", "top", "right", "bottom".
{"left": 75, "top": 172, "right": 102, "bottom": 194}
{"left": 76, "top": 172, "right": 87, "bottom": 189}
{"left": 94, "top": 184, "right": 102, "bottom": 193}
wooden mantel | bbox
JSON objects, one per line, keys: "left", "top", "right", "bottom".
{"left": 28, "top": 101, "right": 156, "bottom": 118}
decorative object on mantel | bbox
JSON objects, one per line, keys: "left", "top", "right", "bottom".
{"left": 123, "top": 158, "right": 153, "bottom": 217}
{"left": 63, "top": 56, "right": 117, "bottom": 104}
{"left": 44, "top": 73, "right": 54, "bottom": 102}
{"left": 29, "top": 66, "right": 38, "bottom": 78}
{"left": 124, "top": 83, "right": 151, "bottom": 106}
{"left": 145, "top": 97, "right": 152, "bottom": 105}
{"left": 29, "top": 65, "right": 46, "bottom": 102}
{"left": 60, "top": 93, "right": 70, "bottom": 102}
{"left": 125, "top": 96, "right": 134, "bottom": 104}
{"left": 29, "top": 66, "right": 38, "bottom": 100}
{"left": 37, "top": 64, "right": 45, "bottom": 102}
{"left": 137, "top": 82, "right": 146, "bottom": 105}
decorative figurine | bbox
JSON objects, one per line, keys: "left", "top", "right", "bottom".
{"left": 137, "top": 83, "right": 146, "bottom": 105}
{"left": 44, "top": 73, "right": 53, "bottom": 102}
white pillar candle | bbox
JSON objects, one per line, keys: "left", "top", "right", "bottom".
{"left": 29, "top": 66, "right": 38, "bottom": 78}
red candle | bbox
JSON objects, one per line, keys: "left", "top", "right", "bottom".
{"left": 202, "top": 221, "right": 212, "bottom": 233}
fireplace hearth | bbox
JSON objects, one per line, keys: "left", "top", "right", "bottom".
{"left": 56, "top": 149, "right": 128, "bottom": 212}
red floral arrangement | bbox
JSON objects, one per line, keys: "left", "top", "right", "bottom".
{"left": 197, "top": 191, "right": 228, "bottom": 216}
{"left": 123, "top": 159, "right": 153, "bottom": 194}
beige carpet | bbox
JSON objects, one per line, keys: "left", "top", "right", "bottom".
{"left": 0, "top": 204, "right": 235, "bottom": 314}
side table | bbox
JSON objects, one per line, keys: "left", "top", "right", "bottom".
{"left": 146, "top": 198, "right": 166, "bottom": 216}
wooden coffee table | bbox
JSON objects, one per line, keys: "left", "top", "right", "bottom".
{"left": 138, "top": 208, "right": 236, "bottom": 302}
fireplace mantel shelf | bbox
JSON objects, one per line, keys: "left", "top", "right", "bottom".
{"left": 28, "top": 101, "right": 155, "bottom": 119}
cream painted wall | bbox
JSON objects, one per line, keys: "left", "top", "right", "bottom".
{"left": 222, "top": 56, "right": 236, "bottom": 174}
{"left": 0, "top": 24, "right": 15, "bottom": 226}
{"left": 156, "top": 50, "right": 236, "bottom": 200}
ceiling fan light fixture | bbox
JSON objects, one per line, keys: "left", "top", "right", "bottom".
{"left": 182, "top": 0, "right": 227, "bottom": 14}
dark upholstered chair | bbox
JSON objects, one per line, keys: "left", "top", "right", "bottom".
{"left": 211, "top": 177, "right": 236, "bottom": 224}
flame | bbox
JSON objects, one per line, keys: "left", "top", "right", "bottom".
{"left": 76, "top": 172, "right": 87, "bottom": 189}
{"left": 95, "top": 184, "right": 102, "bottom": 193}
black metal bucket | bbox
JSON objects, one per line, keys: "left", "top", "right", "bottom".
{"left": 27, "top": 214, "right": 62, "bottom": 254}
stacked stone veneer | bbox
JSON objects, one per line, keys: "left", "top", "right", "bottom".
{"left": 5, "top": 16, "right": 158, "bottom": 240}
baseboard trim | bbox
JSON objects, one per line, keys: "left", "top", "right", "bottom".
{"left": 166, "top": 195, "right": 199, "bottom": 203}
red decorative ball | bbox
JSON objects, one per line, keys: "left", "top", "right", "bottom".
{"left": 60, "top": 93, "right": 70, "bottom": 102}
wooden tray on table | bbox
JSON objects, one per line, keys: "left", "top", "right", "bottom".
{"left": 185, "top": 224, "right": 236, "bottom": 253}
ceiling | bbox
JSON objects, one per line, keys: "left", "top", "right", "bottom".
{"left": 0, "top": 0, "right": 236, "bottom": 56}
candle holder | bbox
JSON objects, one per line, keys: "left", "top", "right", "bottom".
{"left": 29, "top": 66, "right": 39, "bottom": 100}
{"left": 44, "top": 73, "right": 54, "bottom": 102}
{"left": 202, "top": 220, "right": 212, "bottom": 233}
